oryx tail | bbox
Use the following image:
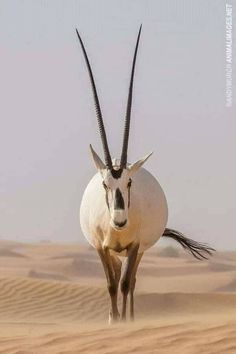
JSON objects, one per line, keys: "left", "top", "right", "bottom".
{"left": 162, "top": 228, "right": 215, "bottom": 260}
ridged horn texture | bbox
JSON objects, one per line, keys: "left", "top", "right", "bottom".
{"left": 120, "top": 25, "right": 142, "bottom": 169}
{"left": 75, "top": 29, "right": 112, "bottom": 170}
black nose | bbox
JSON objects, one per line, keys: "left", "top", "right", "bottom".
{"left": 114, "top": 220, "right": 127, "bottom": 228}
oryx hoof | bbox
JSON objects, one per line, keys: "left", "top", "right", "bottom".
{"left": 108, "top": 310, "right": 120, "bottom": 324}
{"left": 121, "top": 314, "right": 127, "bottom": 322}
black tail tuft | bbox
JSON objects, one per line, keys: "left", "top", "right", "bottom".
{"left": 162, "top": 228, "right": 215, "bottom": 260}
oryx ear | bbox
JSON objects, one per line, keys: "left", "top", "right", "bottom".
{"left": 129, "top": 152, "right": 153, "bottom": 176}
{"left": 89, "top": 144, "right": 106, "bottom": 171}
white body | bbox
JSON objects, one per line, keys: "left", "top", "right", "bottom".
{"left": 80, "top": 167, "right": 168, "bottom": 255}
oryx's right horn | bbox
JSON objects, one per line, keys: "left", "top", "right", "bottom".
{"left": 76, "top": 29, "right": 113, "bottom": 170}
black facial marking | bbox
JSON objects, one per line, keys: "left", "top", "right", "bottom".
{"left": 110, "top": 168, "right": 123, "bottom": 179}
{"left": 114, "top": 188, "right": 125, "bottom": 210}
{"left": 114, "top": 220, "right": 127, "bottom": 228}
{"left": 102, "top": 181, "right": 109, "bottom": 210}
{"left": 102, "top": 181, "right": 108, "bottom": 190}
{"left": 127, "top": 178, "right": 132, "bottom": 188}
{"left": 105, "top": 190, "right": 110, "bottom": 210}
{"left": 128, "top": 178, "right": 132, "bottom": 208}
{"left": 128, "top": 187, "right": 131, "bottom": 208}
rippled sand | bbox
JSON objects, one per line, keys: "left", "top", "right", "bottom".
{"left": 0, "top": 240, "right": 235, "bottom": 353}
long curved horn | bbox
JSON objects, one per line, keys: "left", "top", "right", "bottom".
{"left": 75, "top": 29, "right": 113, "bottom": 170}
{"left": 120, "top": 25, "right": 142, "bottom": 169}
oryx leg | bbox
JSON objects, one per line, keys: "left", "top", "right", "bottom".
{"left": 130, "top": 252, "right": 143, "bottom": 321}
{"left": 110, "top": 254, "right": 122, "bottom": 321}
{"left": 111, "top": 254, "right": 122, "bottom": 289}
{"left": 121, "top": 243, "right": 139, "bottom": 321}
{"left": 97, "top": 247, "right": 120, "bottom": 323}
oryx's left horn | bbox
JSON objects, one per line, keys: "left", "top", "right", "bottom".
{"left": 120, "top": 25, "right": 142, "bottom": 169}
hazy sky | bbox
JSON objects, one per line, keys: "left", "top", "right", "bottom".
{"left": 0, "top": 0, "right": 235, "bottom": 249}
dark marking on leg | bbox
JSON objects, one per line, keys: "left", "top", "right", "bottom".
{"left": 121, "top": 243, "right": 139, "bottom": 321}
{"left": 97, "top": 247, "right": 120, "bottom": 323}
{"left": 130, "top": 252, "right": 143, "bottom": 321}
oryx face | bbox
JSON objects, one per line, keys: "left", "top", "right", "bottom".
{"left": 102, "top": 168, "right": 132, "bottom": 230}
{"left": 90, "top": 146, "right": 152, "bottom": 231}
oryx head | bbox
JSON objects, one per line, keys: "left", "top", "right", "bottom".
{"left": 76, "top": 25, "right": 152, "bottom": 230}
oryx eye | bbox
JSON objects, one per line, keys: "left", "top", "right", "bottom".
{"left": 102, "top": 181, "right": 108, "bottom": 190}
{"left": 127, "top": 179, "right": 132, "bottom": 188}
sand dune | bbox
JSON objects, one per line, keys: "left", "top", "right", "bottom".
{"left": 0, "top": 276, "right": 236, "bottom": 324}
{"left": 0, "top": 249, "right": 27, "bottom": 258}
{"left": 216, "top": 278, "right": 236, "bottom": 292}
{"left": 0, "top": 241, "right": 235, "bottom": 353}
{"left": 28, "top": 270, "right": 69, "bottom": 282}
{"left": 0, "top": 318, "right": 236, "bottom": 354}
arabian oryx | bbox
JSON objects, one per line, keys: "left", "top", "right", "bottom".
{"left": 77, "top": 26, "right": 214, "bottom": 323}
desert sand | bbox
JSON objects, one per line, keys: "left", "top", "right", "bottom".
{"left": 0, "top": 240, "right": 235, "bottom": 353}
